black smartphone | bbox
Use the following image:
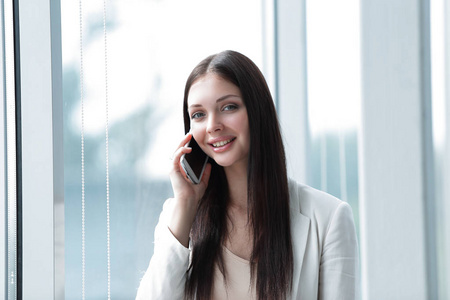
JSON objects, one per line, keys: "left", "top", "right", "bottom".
{"left": 180, "top": 136, "right": 209, "bottom": 184}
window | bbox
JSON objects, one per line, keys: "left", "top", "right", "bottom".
{"left": 3, "top": 0, "right": 447, "bottom": 299}
{"left": 62, "top": 0, "right": 270, "bottom": 298}
{"left": 305, "top": 0, "right": 361, "bottom": 236}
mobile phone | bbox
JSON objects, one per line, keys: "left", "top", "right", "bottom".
{"left": 180, "top": 136, "right": 209, "bottom": 184}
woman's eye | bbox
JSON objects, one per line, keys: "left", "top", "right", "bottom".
{"left": 191, "top": 112, "right": 205, "bottom": 119}
{"left": 223, "top": 104, "right": 238, "bottom": 111}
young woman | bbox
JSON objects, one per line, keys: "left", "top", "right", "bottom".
{"left": 136, "top": 50, "right": 359, "bottom": 300}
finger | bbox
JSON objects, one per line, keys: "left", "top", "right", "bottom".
{"left": 200, "top": 163, "right": 212, "bottom": 186}
{"left": 172, "top": 147, "right": 192, "bottom": 170}
{"left": 179, "top": 161, "right": 188, "bottom": 178}
{"left": 171, "top": 133, "right": 192, "bottom": 160}
{"left": 177, "top": 132, "right": 192, "bottom": 149}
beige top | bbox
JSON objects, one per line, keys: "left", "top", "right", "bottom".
{"left": 212, "top": 247, "right": 257, "bottom": 300}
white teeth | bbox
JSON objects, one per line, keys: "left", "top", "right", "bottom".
{"left": 213, "top": 139, "right": 232, "bottom": 147}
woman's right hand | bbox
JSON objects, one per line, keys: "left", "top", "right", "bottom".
{"left": 168, "top": 132, "right": 211, "bottom": 248}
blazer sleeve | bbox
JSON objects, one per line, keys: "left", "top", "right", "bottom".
{"left": 136, "top": 199, "right": 190, "bottom": 300}
{"left": 319, "top": 202, "right": 359, "bottom": 300}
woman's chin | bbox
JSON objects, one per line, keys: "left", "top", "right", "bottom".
{"left": 211, "top": 156, "right": 235, "bottom": 168}
{"left": 214, "top": 159, "right": 233, "bottom": 168}
{"left": 212, "top": 156, "right": 248, "bottom": 171}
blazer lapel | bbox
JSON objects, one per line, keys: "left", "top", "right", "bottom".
{"left": 289, "top": 209, "right": 310, "bottom": 299}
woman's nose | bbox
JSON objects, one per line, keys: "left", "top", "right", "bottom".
{"left": 207, "top": 114, "right": 223, "bottom": 133}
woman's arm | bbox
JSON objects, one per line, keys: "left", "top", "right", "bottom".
{"left": 167, "top": 132, "right": 211, "bottom": 247}
{"left": 135, "top": 199, "right": 190, "bottom": 300}
{"left": 319, "top": 202, "right": 359, "bottom": 300}
{"left": 136, "top": 133, "right": 211, "bottom": 299}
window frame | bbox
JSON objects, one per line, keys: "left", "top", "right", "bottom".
{"left": 1, "top": 0, "right": 64, "bottom": 298}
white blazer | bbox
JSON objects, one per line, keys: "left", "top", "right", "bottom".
{"left": 136, "top": 179, "right": 359, "bottom": 300}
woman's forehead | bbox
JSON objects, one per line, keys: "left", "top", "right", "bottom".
{"left": 188, "top": 74, "right": 241, "bottom": 107}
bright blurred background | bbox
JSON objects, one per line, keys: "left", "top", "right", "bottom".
{"left": 1, "top": 0, "right": 449, "bottom": 299}
{"left": 60, "top": 0, "right": 449, "bottom": 299}
{"left": 62, "top": 1, "right": 362, "bottom": 298}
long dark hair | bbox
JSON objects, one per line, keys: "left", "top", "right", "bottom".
{"left": 183, "top": 50, "right": 293, "bottom": 300}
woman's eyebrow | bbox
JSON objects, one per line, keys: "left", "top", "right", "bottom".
{"left": 188, "top": 94, "right": 241, "bottom": 110}
{"left": 216, "top": 94, "right": 241, "bottom": 103}
{"left": 188, "top": 104, "right": 202, "bottom": 109}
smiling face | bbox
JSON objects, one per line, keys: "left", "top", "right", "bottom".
{"left": 187, "top": 73, "right": 250, "bottom": 171}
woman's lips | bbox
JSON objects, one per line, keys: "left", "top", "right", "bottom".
{"left": 209, "top": 137, "right": 236, "bottom": 153}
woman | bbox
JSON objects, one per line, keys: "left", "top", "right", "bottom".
{"left": 136, "top": 50, "right": 359, "bottom": 300}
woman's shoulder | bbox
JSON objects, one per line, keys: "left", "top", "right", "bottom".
{"left": 288, "top": 178, "right": 350, "bottom": 222}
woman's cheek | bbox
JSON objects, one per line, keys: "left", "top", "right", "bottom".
{"left": 191, "top": 126, "right": 203, "bottom": 143}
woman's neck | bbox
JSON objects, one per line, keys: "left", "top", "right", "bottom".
{"left": 224, "top": 163, "right": 248, "bottom": 211}
{"left": 224, "top": 162, "right": 253, "bottom": 259}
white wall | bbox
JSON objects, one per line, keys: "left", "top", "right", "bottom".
{"left": 442, "top": 0, "right": 450, "bottom": 297}
{"left": 359, "top": 0, "right": 432, "bottom": 299}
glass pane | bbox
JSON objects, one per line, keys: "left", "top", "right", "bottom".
{"left": 61, "top": 0, "right": 267, "bottom": 298}
{"left": 305, "top": 0, "right": 361, "bottom": 237}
